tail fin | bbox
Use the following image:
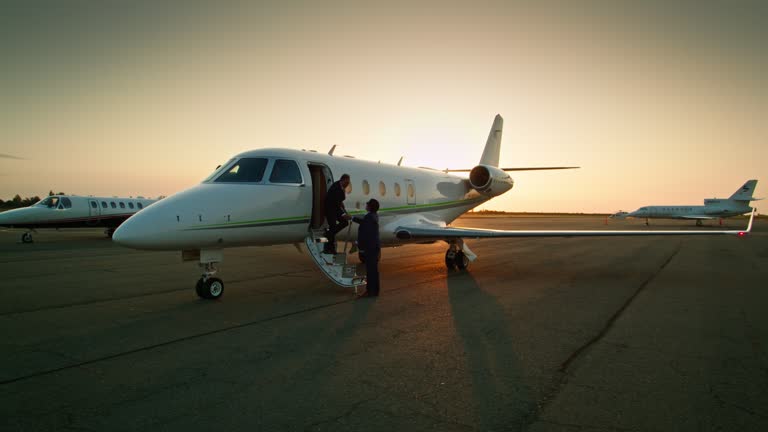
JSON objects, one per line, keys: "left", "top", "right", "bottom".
{"left": 729, "top": 179, "right": 758, "bottom": 201}
{"left": 479, "top": 114, "right": 503, "bottom": 167}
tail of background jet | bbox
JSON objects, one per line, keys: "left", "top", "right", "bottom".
{"left": 479, "top": 114, "right": 503, "bottom": 167}
{"left": 729, "top": 179, "right": 759, "bottom": 202}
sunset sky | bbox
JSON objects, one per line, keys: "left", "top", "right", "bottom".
{"left": 1, "top": 0, "right": 765, "bottom": 213}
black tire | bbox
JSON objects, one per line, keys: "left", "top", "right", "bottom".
{"left": 21, "top": 232, "right": 33, "bottom": 244}
{"left": 195, "top": 278, "right": 207, "bottom": 298}
{"left": 445, "top": 250, "right": 456, "bottom": 270}
{"left": 455, "top": 251, "right": 470, "bottom": 270}
{"left": 204, "top": 277, "right": 224, "bottom": 300}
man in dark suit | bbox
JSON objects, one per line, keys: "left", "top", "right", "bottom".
{"left": 353, "top": 199, "right": 381, "bottom": 297}
{"left": 323, "top": 173, "right": 351, "bottom": 254}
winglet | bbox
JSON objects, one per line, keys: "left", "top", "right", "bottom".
{"left": 328, "top": 145, "right": 336, "bottom": 156}
{"left": 479, "top": 114, "right": 503, "bottom": 167}
{"left": 745, "top": 208, "right": 756, "bottom": 233}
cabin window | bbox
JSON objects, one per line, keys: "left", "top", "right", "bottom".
{"left": 379, "top": 181, "right": 386, "bottom": 196}
{"left": 89, "top": 201, "right": 97, "bottom": 209}
{"left": 128, "top": 202, "right": 135, "bottom": 209}
{"left": 62, "top": 198, "right": 72, "bottom": 208}
{"left": 137, "top": 202, "right": 143, "bottom": 209}
{"left": 269, "top": 159, "right": 302, "bottom": 184}
{"left": 111, "top": 202, "right": 117, "bottom": 208}
{"left": 394, "top": 183, "right": 401, "bottom": 197}
{"left": 214, "top": 158, "right": 268, "bottom": 183}
{"left": 362, "top": 180, "right": 370, "bottom": 195}
{"left": 408, "top": 183, "right": 415, "bottom": 199}
{"left": 101, "top": 201, "right": 107, "bottom": 208}
{"left": 120, "top": 202, "right": 125, "bottom": 209}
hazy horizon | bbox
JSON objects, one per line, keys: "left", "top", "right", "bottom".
{"left": 2, "top": 0, "right": 765, "bottom": 213}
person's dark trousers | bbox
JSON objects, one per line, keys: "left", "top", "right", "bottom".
{"left": 324, "top": 210, "right": 348, "bottom": 252}
{"left": 364, "top": 249, "right": 380, "bottom": 295}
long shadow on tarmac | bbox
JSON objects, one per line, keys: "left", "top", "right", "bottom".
{"left": 447, "top": 271, "right": 534, "bottom": 430}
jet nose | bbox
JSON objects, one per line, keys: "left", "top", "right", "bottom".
{"left": 112, "top": 216, "right": 144, "bottom": 249}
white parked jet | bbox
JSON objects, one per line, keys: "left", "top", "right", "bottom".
{"left": 627, "top": 180, "right": 760, "bottom": 226}
{"left": 0, "top": 195, "right": 158, "bottom": 243}
{"left": 113, "top": 115, "right": 754, "bottom": 299}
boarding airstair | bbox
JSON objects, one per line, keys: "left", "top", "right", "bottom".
{"left": 304, "top": 227, "right": 366, "bottom": 292}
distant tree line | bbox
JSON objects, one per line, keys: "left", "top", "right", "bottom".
{"left": 0, "top": 190, "right": 64, "bottom": 211}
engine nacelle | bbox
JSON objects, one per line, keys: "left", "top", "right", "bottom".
{"left": 469, "top": 165, "right": 514, "bottom": 197}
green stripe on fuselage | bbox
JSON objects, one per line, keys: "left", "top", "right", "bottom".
{"left": 183, "top": 197, "right": 486, "bottom": 231}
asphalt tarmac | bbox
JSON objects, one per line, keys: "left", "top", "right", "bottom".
{"left": 1, "top": 215, "right": 766, "bottom": 431}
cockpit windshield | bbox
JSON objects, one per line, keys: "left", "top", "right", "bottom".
{"left": 37, "top": 197, "right": 60, "bottom": 208}
{"left": 213, "top": 158, "right": 268, "bottom": 183}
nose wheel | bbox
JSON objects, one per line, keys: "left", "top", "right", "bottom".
{"left": 196, "top": 277, "right": 224, "bottom": 299}
{"left": 195, "top": 262, "right": 224, "bottom": 299}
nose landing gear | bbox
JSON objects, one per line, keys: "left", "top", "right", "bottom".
{"left": 196, "top": 262, "right": 224, "bottom": 299}
{"left": 21, "top": 232, "right": 33, "bottom": 244}
{"left": 183, "top": 249, "right": 226, "bottom": 300}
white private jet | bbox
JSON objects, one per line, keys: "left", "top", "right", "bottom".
{"left": 627, "top": 180, "right": 760, "bottom": 226}
{"left": 113, "top": 115, "right": 754, "bottom": 299}
{"left": 0, "top": 195, "right": 158, "bottom": 243}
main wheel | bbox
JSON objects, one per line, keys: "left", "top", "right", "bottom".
{"left": 454, "top": 251, "right": 470, "bottom": 270}
{"left": 21, "top": 232, "right": 33, "bottom": 243}
{"left": 445, "top": 250, "right": 456, "bottom": 269}
{"left": 196, "top": 277, "right": 225, "bottom": 299}
{"left": 105, "top": 228, "right": 115, "bottom": 238}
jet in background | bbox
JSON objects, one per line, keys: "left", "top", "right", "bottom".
{"left": 628, "top": 180, "right": 760, "bottom": 226}
{"left": 0, "top": 194, "right": 159, "bottom": 243}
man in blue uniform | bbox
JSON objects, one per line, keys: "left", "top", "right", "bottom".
{"left": 353, "top": 198, "right": 381, "bottom": 297}
{"left": 323, "top": 174, "right": 351, "bottom": 254}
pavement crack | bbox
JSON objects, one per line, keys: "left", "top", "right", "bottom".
{"left": 303, "top": 395, "right": 379, "bottom": 431}
{"left": 558, "top": 243, "right": 682, "bottom": 373}
{"left": 522, "top": 243, "right": 682, "bottom": 431}
{"left": 0, "top": 297, "right": 355, "bottom": 387}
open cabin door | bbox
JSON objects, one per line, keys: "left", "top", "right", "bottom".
{"left": 308, "top": 163, "right": 333, "bottom": 229}
{"left": 305, "top": 163, "right": 366, "bottom": 290}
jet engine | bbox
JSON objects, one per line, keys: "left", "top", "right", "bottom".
{"left": 469, "top": 165, "right": 514, "bottom": 197}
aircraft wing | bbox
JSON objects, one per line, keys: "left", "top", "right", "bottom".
{"left": 678, "top": 215, "right": 717, "bottom": 220}
{"left": 394, "top": 210, "right": 755, "bottom": 240}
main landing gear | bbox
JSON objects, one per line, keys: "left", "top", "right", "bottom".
{"left": 444, "top": 240, "right": 471, "bottom": 270}
{"left": 195, "top": 262, "right": 224, "bottom": 300}
{"left": 104, "top": 228, "right": 115, "bottom": 238}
